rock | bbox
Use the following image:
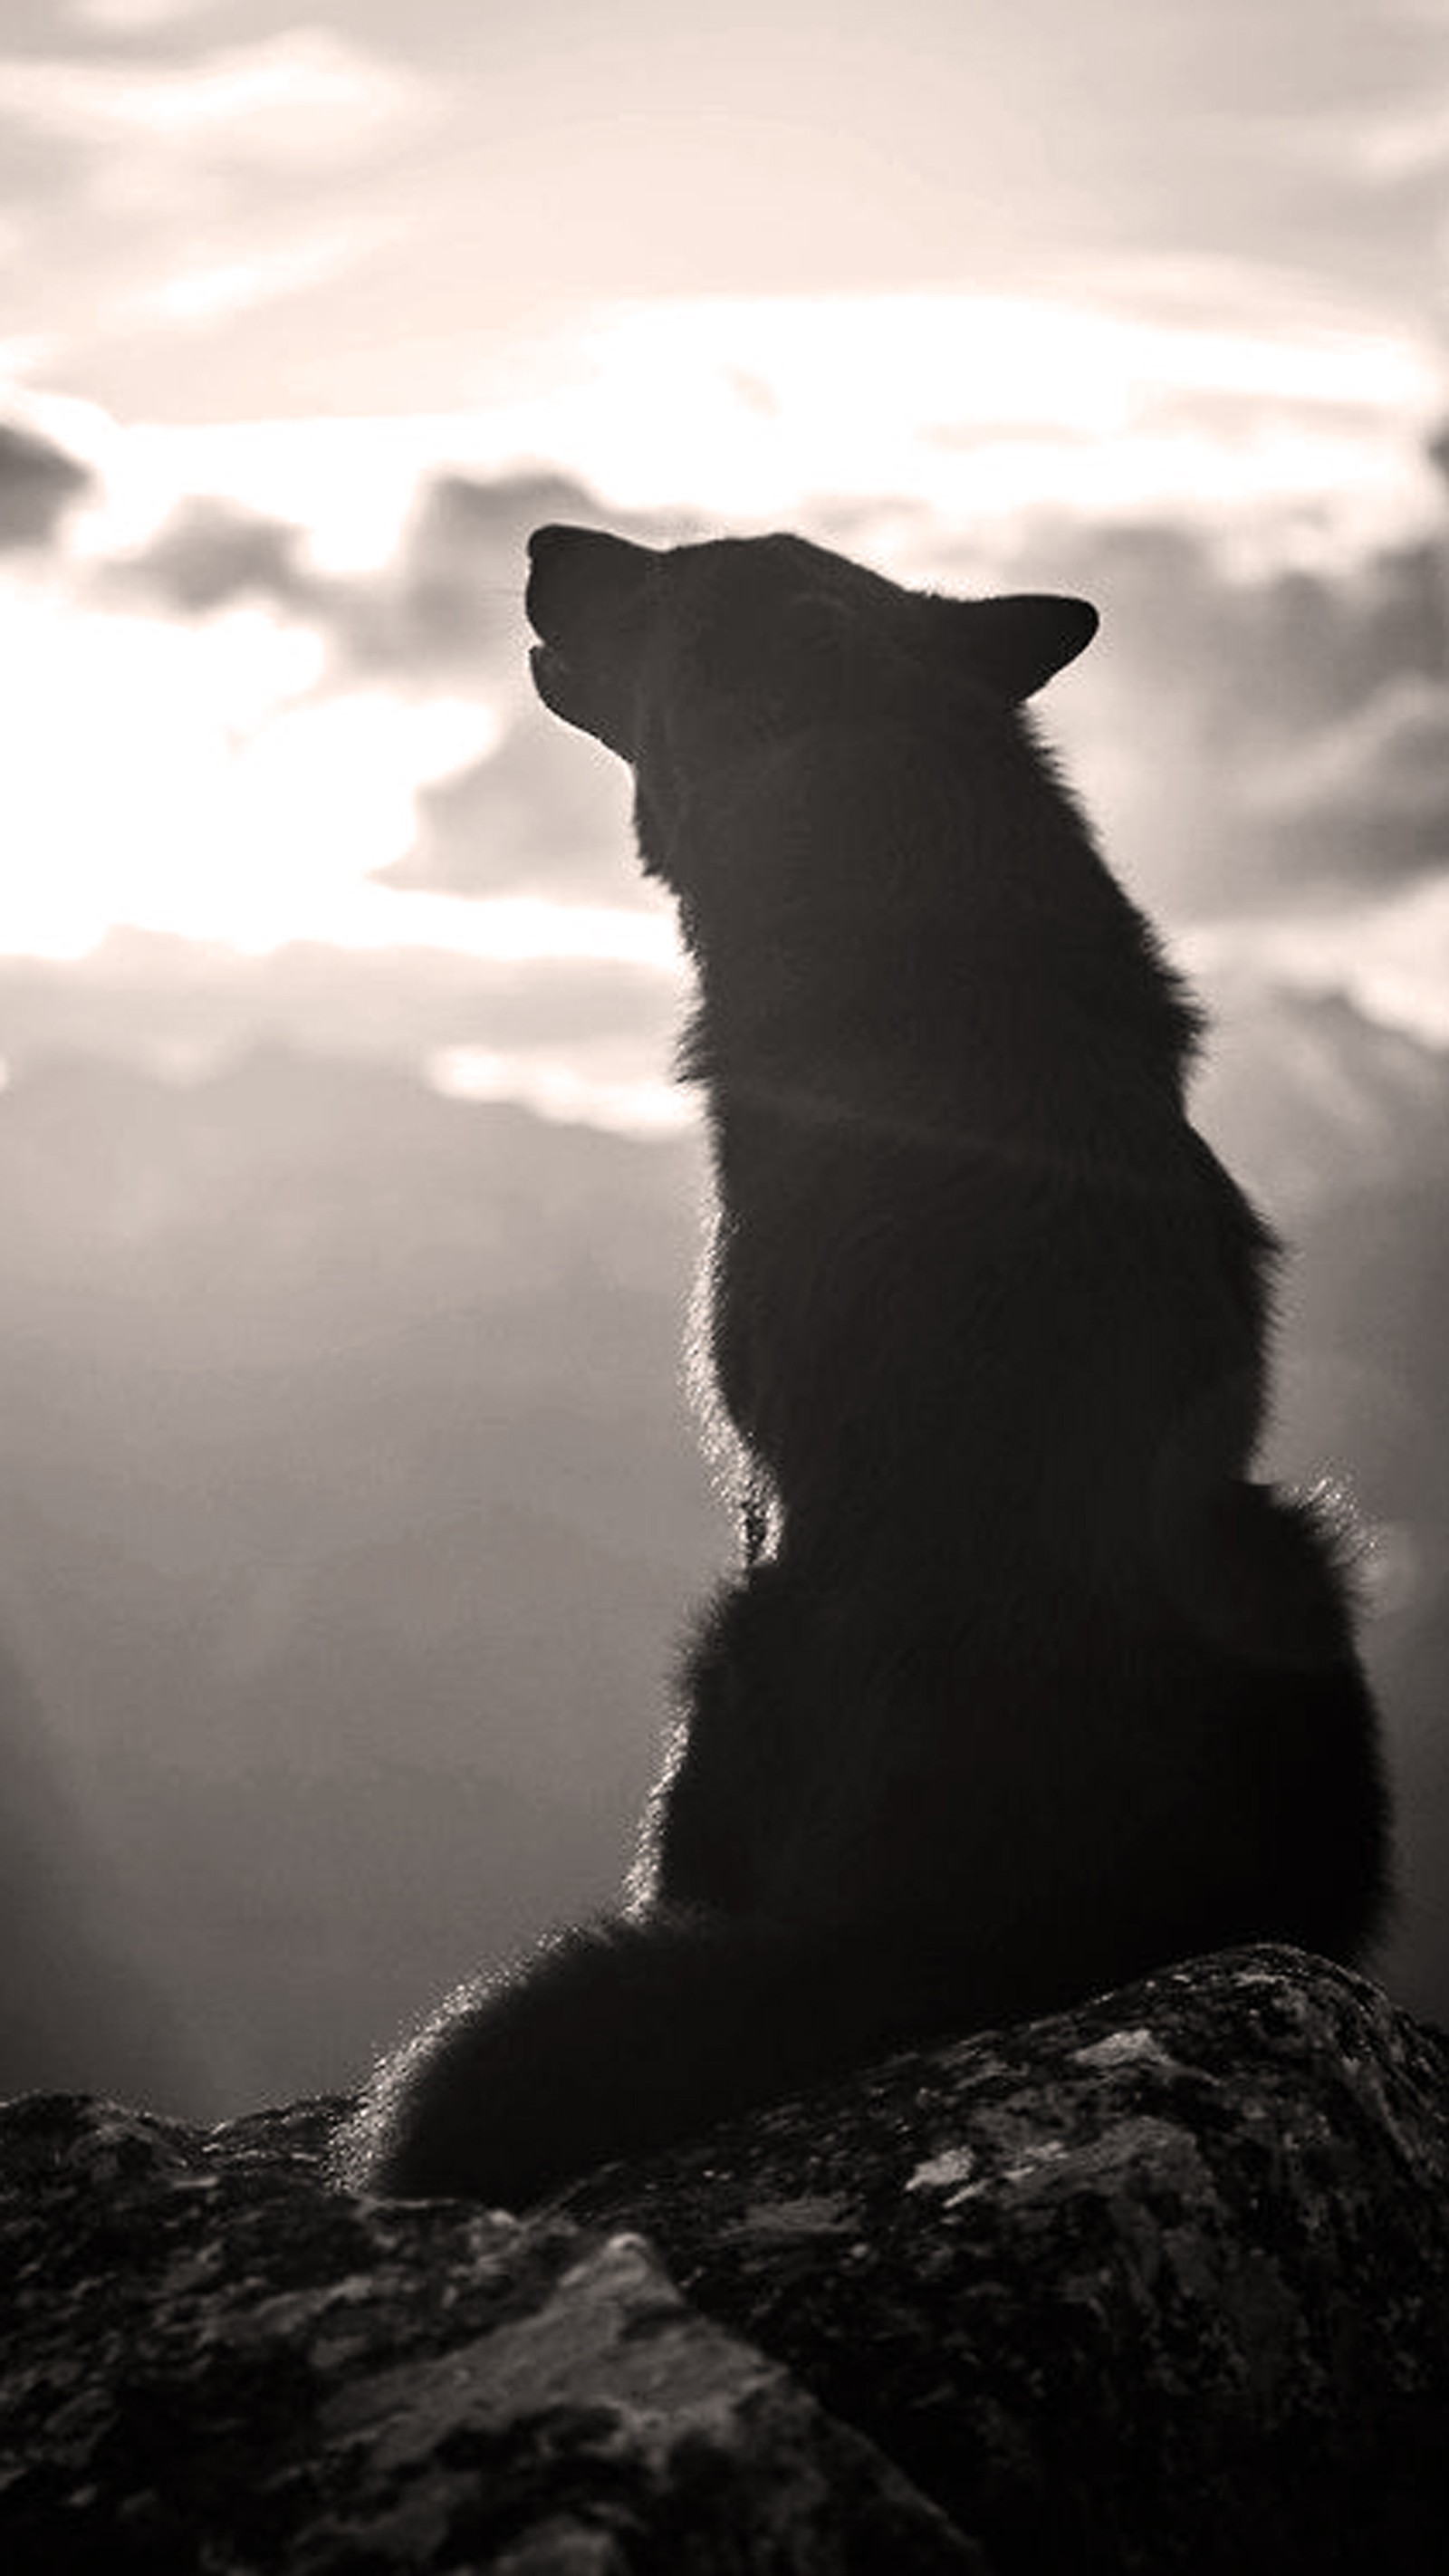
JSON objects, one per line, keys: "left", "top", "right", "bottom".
{"left": 562, "top": 1943, "right": 1449, "bottom": 2572}
{"left": 0, "top": 2093, "right": 972, "bottom": 2573}
{"left": 3, "top": 1946, "right": 1448, "bottom": 2571}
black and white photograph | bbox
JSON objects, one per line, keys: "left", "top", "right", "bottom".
{"left": 2, "top": 5, "right": 1447, "bottom": 2565}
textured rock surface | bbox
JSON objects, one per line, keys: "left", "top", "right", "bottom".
{"left": 563, "top": 1946, "right": 1449, "bottom": 2573}
{"left": 4, "top": 1946, "right": 1448, "bottom": 2572}
{"left": 0, "top": 2094, "right": 974, "bottom": 2572}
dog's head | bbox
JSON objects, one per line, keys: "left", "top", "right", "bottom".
{"left": 526, "top": 523, "right": 1098, "bottom": 780}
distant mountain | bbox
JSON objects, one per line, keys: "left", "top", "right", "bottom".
{"left": 0, "top": 1048, "right": 724, "bottom": 2113}
{"left": 0, "top": 1003, "right": 1443, "bottom": 2116}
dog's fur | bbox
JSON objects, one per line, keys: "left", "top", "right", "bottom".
{"left": 336, "top": 526, "right": 1389, "bottom": 2206}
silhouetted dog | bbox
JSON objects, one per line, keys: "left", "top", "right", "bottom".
{"left": 337, "top": 526, "right": 1389, "bottom": 2206}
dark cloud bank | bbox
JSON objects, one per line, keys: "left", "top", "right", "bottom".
{"left": 1042, "top": 509, "right": 1449, "bottom": 917}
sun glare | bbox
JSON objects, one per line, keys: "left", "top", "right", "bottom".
{"left": 465, "top": 290, "right": 1439, "bottom": 537}
{"left": 0, "top": 585, "right": 504, "bottom": 955}
{"left": 0, "top": 594, "right": 235, "bottom": 956}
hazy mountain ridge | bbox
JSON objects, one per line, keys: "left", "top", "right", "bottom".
{"left": 0, "top": 1000, "right": 1444, "bottom": 2113}
{"left": 0, "top": 1046, "right": 723, "bottom": 2111}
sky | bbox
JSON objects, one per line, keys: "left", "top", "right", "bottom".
{"left": 1, "top": 0, "right": 1447, "bottom": 1121}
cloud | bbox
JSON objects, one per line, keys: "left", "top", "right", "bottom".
{"left": 71, "top": 1, "right": 228, "bottom": 28}
{"left": 487, "top": 286, "right": 1436, "bottom": 537}
{"left": 353, "top": 477, "right": 705, "bottom": 907}
{"left": 1186, "top": 872, "right": 1449, "bottom": 1053}
{"left": 0, "top": 416, "right": 94, "bottom": 549}
{"left": 1350, "top": 95, "right": 1449, "bottom": 184}
{"left": 1243, "top": 675, "right": 1449, "bottom": 884}
{"left": 379, "top": 719, "right": 639, "bottom": 909}
{"left": 1264, "top": 88, "right": 1449, "bottom": 188}
{"left": 7, "top": 405, "right": 1431, "bottom": 1091}
{"left": 379, "top": 457, "right": 1449, "bottom": 926}
{"left": 331, "top": 471, "right": 690, "bottom": 684}
{"left": 126, "top": 225, "right": 388, "bottom": 331}
{"left": 0, "top": 26, "right": 442, "bottom": 389}
{"left": 101, "top": 463, "right": 676, "bottom": 688}
{"left": 0, "top": 31, "right": 432, "bottom": 179}
{"left": 101, "top": 493, "right": 309, "bottom": 615}
{"left": 7, "top": 418, "right": 1449, "bottom": 1106}
{"left": 83, "top": 439, "right": 1449, "bottom": 947}
{"left": 326, "top": 470, "right": 570, "bottom": 682}
{"left": 1032, "top": 496, "right": 1449, "bottom": 921}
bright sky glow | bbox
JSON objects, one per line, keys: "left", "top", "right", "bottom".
{"left": 2, "top": 0, "right": 1445, "bottom": 1111}
{"left": 110, "top": 289, "right": 1431, "bottom": 537}
{"left": 130, "top": 226, "right": 389, "bottom": 331}
{"left": 447, "top": 291, "right": 1437, "bottom": 552}
{"left": 0, "top": 31, "right": 428, "bottom": 165}
{"left": 0, "top": 271, "right": 1444, "bottom": 1044}
{"left": 0, "top": 278, "right": 1432, "bottom": 984}
{"left": 0, "top": 587, "right": 507, "bottom": 954}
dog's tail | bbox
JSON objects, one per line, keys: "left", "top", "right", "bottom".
{"left": 333, "top": 1908, "right": 944, "bottom": 2207}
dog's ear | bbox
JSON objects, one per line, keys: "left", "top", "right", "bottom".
{"left": 948, "top": 594, "right": 1099, "bottom": 702}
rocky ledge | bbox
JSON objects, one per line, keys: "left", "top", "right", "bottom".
{"left": 3, "top": 1945, "right": 1448, "bottom": 2572}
